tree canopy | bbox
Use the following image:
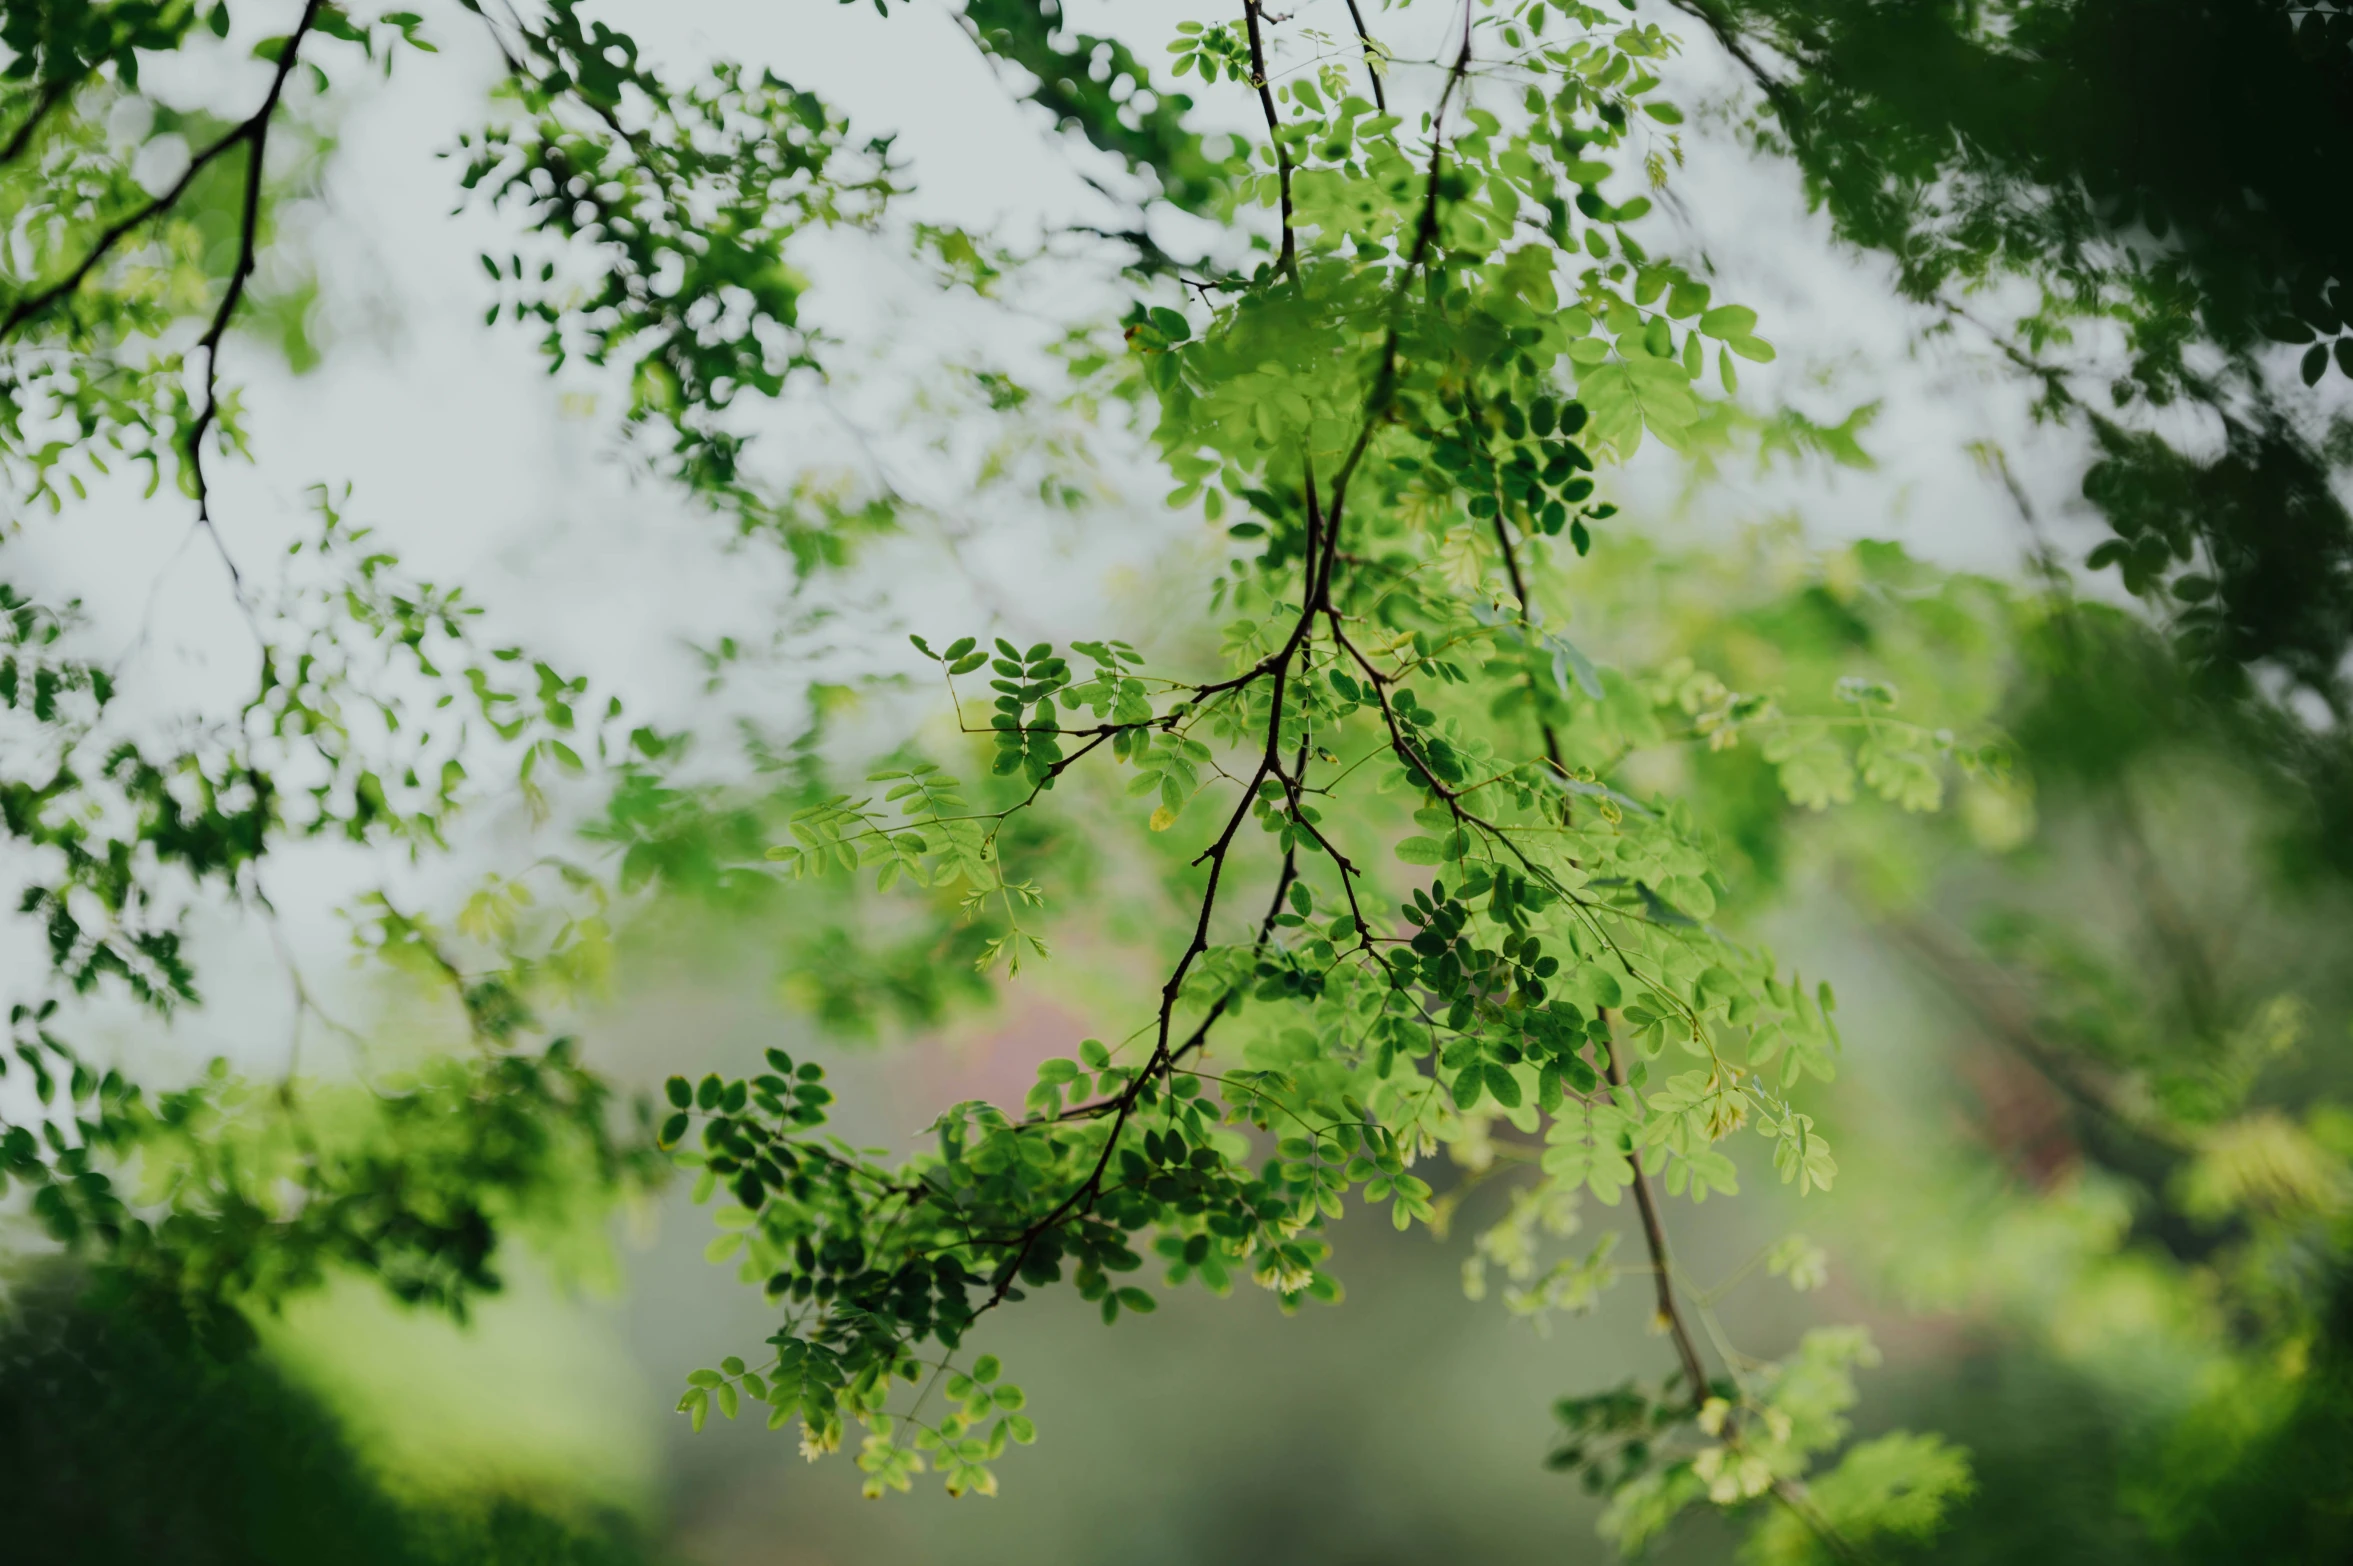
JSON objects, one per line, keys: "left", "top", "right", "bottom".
{"left": 2, "top": 3, "right": 2350, "bottom": 1563}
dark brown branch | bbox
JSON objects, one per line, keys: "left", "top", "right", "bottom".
{"left": 1482, "top": 454, "right": 1713, "bottom": 1414}
{"left": 0, "top": 122, "right": 257, "bottom": 343}
{"left": 0, "top": 75, "right": 78, "bottom": 169}
{"left": 1322, "top": 16, "right": 1475, "bottom": 521}
{"left": 0, "top": 3, "right": 322, "bottom": 609}
{"left": 970, "top": 0, "right": 1478, "bottom": 1334}
{"left": 1325, "top": 620, "right": 1501, "bottom": 842}
{"left": 1241, "top": 0, "right": 1297, "bottom": 277}
{"left": 981, "top": 479, "right": 1337, "bottom": 1310}
{"left": 1602, "top": 1019, "right": 1713, "bottom": 1402}
{"left": 183, "top": 0, "right": 328, "bottom": 603}
{"left": 1341, "top": 0, "right": 1388, "bottom": 112}
{"left": 1446, "top": 352, "right": 1725, "bottom": 1412}
{"left": 1052, "top": 832, "right": 1302, "bottom": 1125}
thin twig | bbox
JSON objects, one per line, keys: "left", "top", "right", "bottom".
{"left": 1488, "top": 503, "right": 1566, "bottom": 774}
{"left": 1600, "top": 1016, "right": 1712, "bottom": 1400}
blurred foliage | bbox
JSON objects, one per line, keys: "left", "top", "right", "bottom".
{"left": 1677, "top": 0, "right": 2353, "bottom": 378}
{"left": 1676, "top": 0, "right": 2353, "bottom": 873}
{"left": 1599, "top": 15, "right": 2353, "bottom": 1538}
{"left": 959, "top": 0, "right": 1243, "bottom": 227}
{"left": 460, "top": 3, "right": 902, "bottom": 541}
{"left": 0, "top": 1269, "right": 658, "bottom": 1565}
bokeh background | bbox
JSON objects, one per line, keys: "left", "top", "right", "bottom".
{"left": 6, "top": 3, "right": 2349, "bottom": 1563}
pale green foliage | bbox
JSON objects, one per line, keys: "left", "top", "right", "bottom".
{"left": 644, "top": 4, "right": 1985, "bottom": 1547}
{"left": 1743, "top": 1432, "right": 1975, "bottom": 1565}
{"left": 0, "top": 4, "right": 2060, "bottom": 1562}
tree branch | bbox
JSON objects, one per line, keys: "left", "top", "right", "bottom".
{"left": 979, "top": 473, "right": 1338, "bottom": 1311}
{"left": 1241, "top": 0, "right": 1297, "bottom": 278}
{"left": 1323, "top": 13, "right": 1475, "bottom": 520}
{"left": 1, "top": 121, "right": 255, "bottom": 343}
{"left": 1602, "top": 1019, "right": 1713, "bottom": 1401}
{"left": 1342, "top": 0, "right": 1388, "bottom": 112}
{"left": 0, "top": 74, "right": 79, "bottom": 169}
{"left": 184, "top": 0, "right": 330, "bottom": 602}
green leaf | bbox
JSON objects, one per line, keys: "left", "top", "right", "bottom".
{"left": 1565, "top": 965, "right": 1623, "bottom": 1009}
{"left": 1483, "top": 1063, "right": 1523, "bottom": 1108}
{"left": 1395, "top": 836, "right": 1445, "bottom": 865}
{"left": 1699, "top": 305, "right": 1758, "bottom": 339}
{"left": 1547, "top": 636, "right": 1604, "bottom": 700}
